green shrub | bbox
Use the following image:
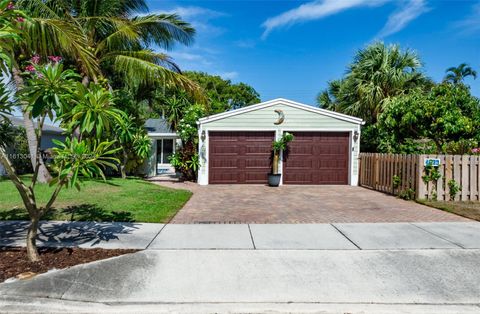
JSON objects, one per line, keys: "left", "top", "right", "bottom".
{"left": 447, "top": 179, "right": 461, "bottom": 201}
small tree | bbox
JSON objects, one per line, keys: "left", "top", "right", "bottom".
{"left": 271, "top": 133, "right": 294, "bottom": 175}
{"left": 378, "top": 84, "right": 480, "bottom": 154}
{"left": 0, "top": 62, "right": 120, "bottom": 262}
{"left": 114, "top": 116, "right": 151, "bottom": 178}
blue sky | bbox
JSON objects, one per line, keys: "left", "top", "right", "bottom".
{"left": 148, "top": 0, "right": 480, "bottom": 104}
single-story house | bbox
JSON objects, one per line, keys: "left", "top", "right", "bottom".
{"left": 197, "top": 98, "right": 364, "bottom": 186}
{"left": 144, "top": 118, "right": 179, "bottom": 176}
{"left": 0, "top": 116, "right": 65, "bottom": 176}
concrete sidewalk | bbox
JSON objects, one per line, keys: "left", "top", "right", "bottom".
{"left": 1, "top": 249, "right": 480, "bottom": 313}
{"left": 1, "top": 221, "right": 479, "bottom": 250}
{"left": 1, "top": 221, "right": 480, "bottom": 313}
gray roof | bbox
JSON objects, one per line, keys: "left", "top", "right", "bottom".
{"left": 4, "top": 116, "right": 64, "bottom": 134}
{"left": 144, "top": 118, "right": 175, "bottom": 134}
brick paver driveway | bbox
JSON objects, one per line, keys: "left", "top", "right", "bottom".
{"left": 153, "top": 181, "right": 468, "bottom": 223}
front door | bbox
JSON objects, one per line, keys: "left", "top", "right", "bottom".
{"left": 156, "top": 138, "right": 175, "bottom": 174}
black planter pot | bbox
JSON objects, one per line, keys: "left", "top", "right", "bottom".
{"left": 268, "top": 173, "right": 281, "bottom": 187}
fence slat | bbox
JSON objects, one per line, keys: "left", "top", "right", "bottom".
{"left": 445, "top": 155, "right": 453, "bottom": 201}
{"left": 461, "top": 156, "right": 469, "bottom": 201}
{"left": 453, "top": 156, "right": 461, "bottom": 201}
{"left": 437, "top": 155, "right": 445, "bottom": 201}
{"left": 470, "top": 156, "right": 477, "bottom": 201}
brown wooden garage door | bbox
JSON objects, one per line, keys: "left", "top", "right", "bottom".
{"left": 283, "top": 132, "right": 349, "bottom": 185}
{"left": 209, "top": 131, "right": 274, "bottom": 184}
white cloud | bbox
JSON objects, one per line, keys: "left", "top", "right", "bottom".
{"left": 261, "top": 0, "right": 388, "bottom": 39}
{"left": 217, "top": 71, "right": 239, "bottom": 80}
{"left": 377, "top": 0, "right": 430, "bottom": 38}
{"left": 454, "top": 1, "right": 480, "bottom": 34}
{"left": 169, "top": 52, "right": 205, "bottom": 62}
{"left": 149, "top": 6, "right": 225, "bottom": 19}
{"left": 147, "top": 6, "right": 227, "bottom": 37}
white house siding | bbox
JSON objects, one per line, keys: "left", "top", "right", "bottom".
{"left": 197, "top": 99, "right": 363, "bottom": 186}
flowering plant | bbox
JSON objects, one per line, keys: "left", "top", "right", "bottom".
{"left": 472, "top": 148, "right": 480, "bottom": 155}
{"left": 24, "top": 54, "right": 63, "bottom": 77}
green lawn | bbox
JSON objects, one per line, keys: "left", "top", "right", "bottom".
{"left": 418, "top": 200, "right": 480, "bottom": 222}
{"left": 0, "top": 177, "right": 192, "bottom": 223}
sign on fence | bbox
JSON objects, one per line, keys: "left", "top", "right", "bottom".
{"left": 424, "top": 158, "right": 440, "bottom": 167}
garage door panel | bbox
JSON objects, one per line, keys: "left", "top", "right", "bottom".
{"left": 245, "top": 158, "right": 271, "bottom": 169}
{"left": 284, "top": 132, "right": 349, "bottom": 185}
{"left": 210, "top": 159, "right": 238, "bottom": 168}
{"left": 290, "top": 146, "right": 313, "bottom": 155}
{"left": 245, "top": 171, "right": 269, "bottom": 183}
{"left": 210, "top": 172, "right": 240, "bottom": 184}
{"left": 283, "top": 172, "right": 312, "bottom": 184}
{"left": 285, "top": 159, "right": 313, "bottom": 169}
{"left": 245, "top": 145, "right": 271, "bottom": 155}
{"left": 212, "top": 145, "right": 239, "bottom": 155}
{"left": 209, "top": 131, "right": 274, "bottom": 184}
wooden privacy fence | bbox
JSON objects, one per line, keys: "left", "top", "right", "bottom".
{"left": 359, "top": 153, "right": 480, "bottom": 201}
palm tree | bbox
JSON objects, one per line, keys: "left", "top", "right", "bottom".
{"left": 160, "top": 93, "right": 190, "bottom": 129}
{"left": 18, "top": 0, "right": 200, "bottom": 93}
{"left": 317, "top": 42, "right": 430, "bottom": 123}
{"left": 444, "top": 63, "right": 477, "bottom": 84}
{"left": 14, "top": 0, "right": 201, "bottom": 182}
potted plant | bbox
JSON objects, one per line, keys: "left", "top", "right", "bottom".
{"left": 268, "top": 132, "right": 294, "bottom": 187}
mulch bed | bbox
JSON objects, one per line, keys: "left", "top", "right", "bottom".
{"left": 0, "top": 247, "right": 138, "bottom": 283}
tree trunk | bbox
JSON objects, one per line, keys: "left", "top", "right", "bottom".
{"left": 120, "top": 149, "right": 128, "bottom": 179}
{"left": 272, "top": 152, "right": 279, "bottom": 174}
{"left": 12, "top": 68, "right": 52, "bottom": 183}
{"left": 82, "top": 75, "right": 90, "bottom": 86}
{"left": 26, "top": 215, "right": 40, "bottom": 262}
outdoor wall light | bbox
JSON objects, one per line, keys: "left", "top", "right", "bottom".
{"left": 353, "top": 130, "right": 359, "bottom": 143}
{"left": 201, "top": 130, "right": 206, "bottom": 142}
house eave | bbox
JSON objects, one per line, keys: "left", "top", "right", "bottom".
{"left": 198, "top": 98, "right": 365, "bottom": 125}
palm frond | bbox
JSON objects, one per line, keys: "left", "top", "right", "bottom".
{"left": 22, "top": 18, "right": 100, "bottom": 79}
{"left": 131, "top": 14, "right": 195, "bottom": 49}
{"left": 96, "top": 14, "right": 195, "bottom": 53}
{"left": 102, "top": 51, "right": 204, "bottom": 101}
{"left": 70, "top": 0, "right": 148, "bottom": 18}
{"left": 17, "top": 0, "right": 65, "bottom": 19}
{"left": 103, "top": 49, "right": 181, "bottom": 72}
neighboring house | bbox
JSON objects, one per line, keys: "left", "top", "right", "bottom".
{"left": 144, "top": 118, "right": 179, "bottom": 176}
{"left": 0, "top": 116, "right": 65, "bottom": 176}
{"left": 197, "top": 98, "right": 364, "bottom": 186}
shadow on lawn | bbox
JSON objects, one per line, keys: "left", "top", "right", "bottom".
{"left": 0, "top": 208, "right": 55, "bottom": 221}
{"left": 62, "top": 204, "right": 135, "bottom": 222}
{"left": 0, "top": 204, "right": 134, "bottom": 222}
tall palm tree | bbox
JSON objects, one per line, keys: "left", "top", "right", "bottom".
{"left": 14, "top": 0, "right": 200, "bottom": 182}
{"left": 18, "top": 0, "right": 199, "bottom": 93}
{"left": 444, "top": 63, "right": 477, "bottom": 84}
{"left": 317, "top": 42, "right": 430, "bottom": 123}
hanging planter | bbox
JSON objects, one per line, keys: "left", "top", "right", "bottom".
{"left": 268, "top": 132, "right": 294, "bottom": 187}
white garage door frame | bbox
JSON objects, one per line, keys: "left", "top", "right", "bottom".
{"left": 197, "top": 127, "right": 360, "bottom": 186}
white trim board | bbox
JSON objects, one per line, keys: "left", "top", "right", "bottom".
{"left": 198, "top": 98, "right": 365, "bottom": 126}
{"left": 148, "top": 133, "right": 178, "bottom": 137}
